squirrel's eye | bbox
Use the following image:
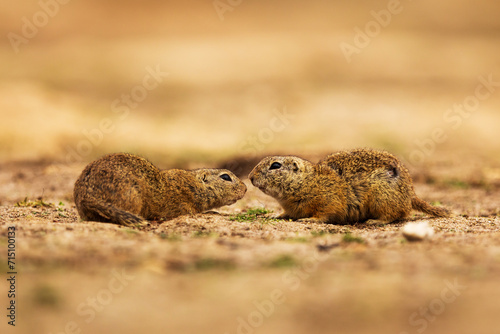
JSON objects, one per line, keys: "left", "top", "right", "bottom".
{"left": 220, "top": 174, "right": 232, "bottom": 182}
{"left": 269, "top": 162, "right": 282, "bottom": 170}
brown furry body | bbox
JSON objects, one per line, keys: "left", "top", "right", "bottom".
{"left": 74, "top": 153, "right": 247, "bottom": 226}
{"left": 249, "top": 149, "right": 450, "bottom": 224}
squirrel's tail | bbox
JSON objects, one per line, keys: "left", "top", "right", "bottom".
{"left": 76, "top": 197, "right": 146, "bottom": 227}
{"left": 411, "top": 196, "right": 451, "bottom": 218}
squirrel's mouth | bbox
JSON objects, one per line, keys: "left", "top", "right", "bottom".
{"left": 250, "top": 178, "right": 279, "bottom": 198}
{"left": 257, "top": 185, "right": 279, "bottom": 198}
{"left": 255, "top": 183, "right": 268, "bottom": 193}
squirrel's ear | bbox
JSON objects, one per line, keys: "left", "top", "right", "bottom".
{"left": 292, "top": 162, "right": 299, "bottom": 172}
{"left": 387, "top": 162, "right": 400, "bottom": 178}
{"left": 328, "top": 163, "right": 342, "bottom": 176}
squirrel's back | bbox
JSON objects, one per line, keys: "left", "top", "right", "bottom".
{"left": 319, "top": 148, "right": 450, "bottom": 220}
{"left": 74, "top": 153, "right": 247, "bottom": 226}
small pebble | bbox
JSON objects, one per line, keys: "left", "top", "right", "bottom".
{"left": 402, "top": 221, "right": 434, "bottom": 242}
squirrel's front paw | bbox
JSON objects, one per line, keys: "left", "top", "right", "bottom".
{"left": 296, "top": 217, "right": 326, "bottom": 224}
{"left": 276, "top": 213, "right": 293, "bottom": 220}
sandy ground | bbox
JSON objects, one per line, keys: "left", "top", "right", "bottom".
{"left": 1, "top": 157, "right": 499, "bottom": 334}
{"left": 1, "top": 1, "right": 500, "bottom": 333}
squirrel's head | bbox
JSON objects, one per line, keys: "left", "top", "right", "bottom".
{"left": 248, "top": 156, "right": 314, "bottom": 200}
{"left": 192, "top": 169, "right": 247, "bottom": 210}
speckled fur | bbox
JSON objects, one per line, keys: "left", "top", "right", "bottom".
{"left": 249, "top": 156, "right": 354, "bottom": 223}
{"left": 249, "top": 149, "right": 450, "bottom": 224}
{"left": 74, "top": 153, "right": 247, "bottom": 226}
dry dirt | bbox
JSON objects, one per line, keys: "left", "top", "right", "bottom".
{"left": 1, "top": 156, "right": 499, "bottom": 334}
{"left": 1, "top": 1, "right": 500, "bottom": 334}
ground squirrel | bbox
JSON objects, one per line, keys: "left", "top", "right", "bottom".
{"left": 74, "top": 153, "right": 247, "bottom": 226}
{"left": 248, "top": 149, "right": 450, "bottom": 224}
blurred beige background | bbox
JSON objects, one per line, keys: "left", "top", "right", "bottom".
{"left": 0, "top": 0, "right": 499, "bottom": 168}
{"left": 1, "top": 3, "right": 500, "bottom": 334}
